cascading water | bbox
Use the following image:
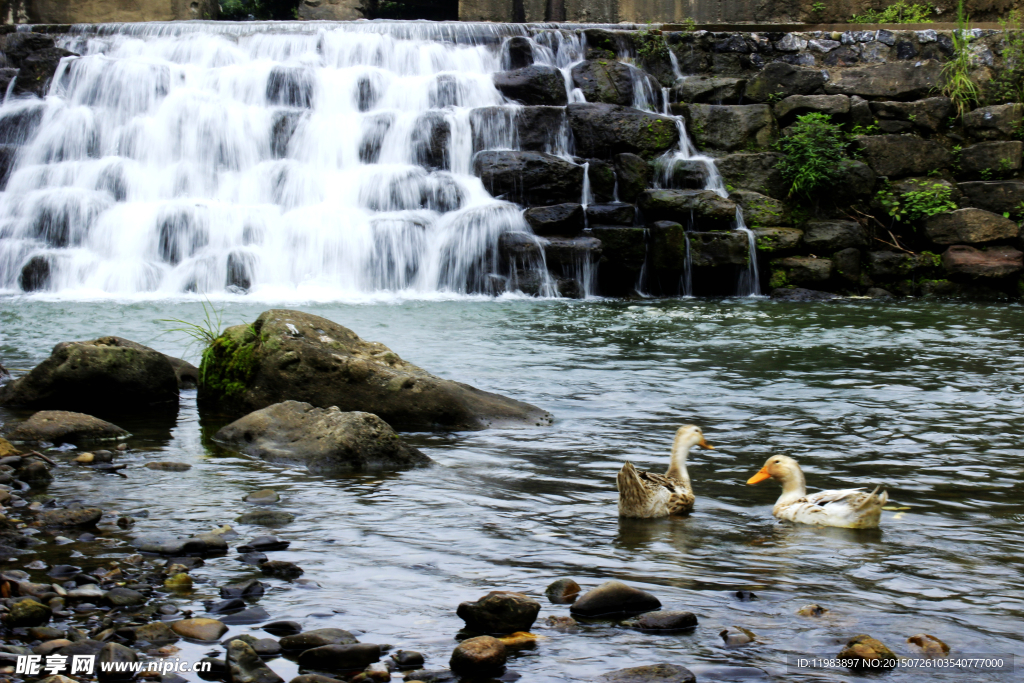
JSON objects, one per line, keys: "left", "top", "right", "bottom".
{"left": 0, "top": 21, "right": 599, "bottom": 301}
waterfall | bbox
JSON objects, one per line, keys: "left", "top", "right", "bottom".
{"left": 734, "top": 207, "right": 760, "bottom": 297}
{"left": 681, "top": 232, "right": 693, "bottom": 297}
{"left": 0, "top": 20, "right": 593, "bottom": 300}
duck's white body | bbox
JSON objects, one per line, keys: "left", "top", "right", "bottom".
{"left": 617, "top": 425, "right": 712, "bottom": 518}
{"left": 748, "top": 455, "right": 887, "bottom": 529}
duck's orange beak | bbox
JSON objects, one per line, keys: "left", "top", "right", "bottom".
{"left": 699, "top": 437, "right": 714, "bottom": 449}
{"left": 747, "top": 466, "right": 770, "bottom": 485}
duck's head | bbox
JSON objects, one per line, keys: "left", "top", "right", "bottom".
{"left": 747, "top": 454, "right": 800, "bottom": 485}
{"left": 676, "top": 425, "right": 714, "bottom": 450}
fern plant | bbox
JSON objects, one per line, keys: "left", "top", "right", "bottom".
{"left": 941, "top": 0, "right": 980, "bottom": 117}
{"left": 776, "top": 113, "right": 848, "bottom": 198}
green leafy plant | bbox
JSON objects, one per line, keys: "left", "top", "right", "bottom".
{"left": 877, "top": 180, "right": 958, "bottom": 222}
{"left": 941, "top": 1, "right": 980, "bottom": 117}
{"left": 850, "top": 1, "right": 934, "bottom": 23}
{"left": 635, "top": 27, "right": 670, "bottom": 64}
{"left": 850, "top": 122, "right": 881, "bottom": 136}
{"left": 680, "top": 17, "right": 697, "bottom": 34}
{"left": 776, "top": 113, "right": 848, "bottom": 197}
{"left": 812, "top": 1, "right": 827, "bottom": 13}
{"left": 159, "top": 299, "right": 225, "bottom": 360}
{"left": 988, "top": 10, "right": 1024, "bottom": 104}
{"left": 766, "top": 90, "right": 785, "bottom": 104}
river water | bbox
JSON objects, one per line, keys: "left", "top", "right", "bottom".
{"left": 1, "top": 296, "right": 1022, "bottom": 682}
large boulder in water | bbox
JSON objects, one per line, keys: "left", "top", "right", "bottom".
{"left": 214, "top": 401, "right": 431, "bottom": 473}
{"left": 570, "top": 60, "right": 656, "bottom": 107}
{"left": 13, "top": 48, "right": 79, "bottom": 97}
{"left": 473, "top": 150, "right": 584, "bottom": 205}
{"left": 0, "top": 337, "right": 179, "bottom": 413}
{"left": 197, "top": 310, "right": 552, "bottom": 430}
{"left": 2, "top": 411, "right": 129, "bottom": 445}
{"left": 566, "top": 103, "right": 679, "bottom": 160}
{"left": 493, "top": 65, "right": 567, "bottom": 106}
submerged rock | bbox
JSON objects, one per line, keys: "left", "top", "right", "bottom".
{"left": 215, "top": 401, "right": 430, "bottom": 474}
{"left": 198, "top": 310, "right": 551, "bottom": 430}
{"left": 171, "top": 618, "right": 228, "bottom": 642}
{"left": 261, "top": 560, "right": 303, "bottom": 580}
{"left": 570, "top": 581, "right": 661, "bottom": 617}
{"left": 2, "top": 411, "right": 128, "bottom": 445}
{"left": 720, "top": 625, "right": 756, "bottom": 647}
{"left": 596, "top": 663, "right": 696, "bottom": 683}
{"left": 0, "top": 336, "right": 178, "bottom": 414}
{"left": 226, "top": 639, "right": 284, "bottom": 683}
{"left": 3, "top": 598, "right": 52, "bottom": 627}
{"left": 797, "top": 603, "right": 829, "bottom": 617}
{"left": 457, "top": 591, "right": 540, "bottom": 634}
{"left": 280, "top": 628, "right": 358, "bottom": 652}
{"left": 544, "top": 578, "right": 581, "bottom": 605}
{"left": 631, "top": 611, "right": 698, "bottom": 631}
{"left": 907, "top": 633, "right": 949, "bottom": 656}
{"left": 297, "top": 644, "right": 380, "bottom": 671}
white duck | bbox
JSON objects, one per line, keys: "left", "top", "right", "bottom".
{"left": 617, "top": 425, "right": 713, "bottom": 518}
{"left": 746, "top": 454, "right": 887, "bottom": 529}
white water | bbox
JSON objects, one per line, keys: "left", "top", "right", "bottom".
{"left": 0, "top": 21, "right": 598, "bottom": 301}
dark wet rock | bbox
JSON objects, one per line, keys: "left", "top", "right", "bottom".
{"left": 838, "top": 634, "right": 897, "bottom": 668}
{"left": 720, "top": 626, "right": 756, "bottom": 647}
{"left": 145, "top": 461, "right": 191, "bottom": 471}
{"left": 587, "top": 204, "right": 635, "bottom": 226}
{"left": 774, "top": 94, "right": 850, "bottom": 123}
{"left": 770, "top": 256, "right": 834, "bottom": 287}
{"left": 238, "top": 535, "right": 290, "bottom": 552}
{"left": 596, "top": 663, "right": 696, "bottom": 683}
{"left": 264, "top": 621, "right": 303, "bottom": 637}
{"left": 239, "top": 551, "right": 269, "bottom": 565}
{"left": 753, "top": 228, "right": 803, "bottom": 254}
{"left": 941, "top": 245, "right": 1024, "bottom": 277}
{"left": 964, "top": 103, "right": 1022, "bottom": 141}
{"left": 390, "top": 650, "right": 425, "bottom": 668}
{"left": 825, "top": 60, "right": 943, "bottom": 100}
{"left": 29, "top": 626, "right": 65, "bottom": 640}
{"left": 567, "top": 103, "right": 679, "bottom": 160}
{"left": 171, "top": 618, "right": 228, "bottom": 642}
{"left": 545, "top": 578, "right": 581, "bottom": 605}
{"left": 833, "top": 247, "right": 861, "bottom": 283}
{"left": 570, "top": 581, "right": 661, "bottom": 617}
{"left": 958, "top": 181, "right": 1024, "bottom": 214}
{"left": 3, "top": 598, "right": 51, "bottom": 627}
{"left": 923, "top": 208, "right": 1019, "bottom": 245}
{"left": 677, "top": 103, "right": 776, "bottom": 151}
{"left": 261, "top": 560, "right": 303, "bottom": 580}
{"left": 614, "top": 153, "right": 652, "bottom": 204}
{"left": 267, "top": 66, "right": 314, "bottom": 108}
{"left": 15, "top": 459, "right": 53, "bottom": 486}
{"left": 957, "top": 141, "right": 1023, "bottom": 178}
{"left": 571, "top": 60, "right": 655, "bottom": 107}
{"left": 13, "top": 48, "right": 78, "bottom": 97}
{"left": 40, "top": 508, "right": 102, "bottom": 528}
{"left": 734, "top": 590, "right": 758, "bottom": 601}
{"left": 0, "top": 336, "right": 178, "bottom": 414}
{"left": 770, "top": 287, "right": 840, "bottom": 301}
{"left": 524, "top": 203, "right": 584, "bottom": 237}
{"left": 802, "top": 220, "right": 868, "bottom": 251}
{"left": 34, "top": 640, "right": 72, "bottom": 656}
{"left": 450, "top": 635, "right": 506, "bottom": 676}
{"left": 221, "top": 607, "right": 272, "bottom": 625}
{"left": 544, "top": 615, "right": 578, "bottom": 630}
{"left": 717, "top": 152, "right": 788, "bottom": 200}
{"left": 97, "top": 642, "right": 138, "bottom": 682}
{"left": 730, "top": 190, "right": 789, "bottom": 227}
{"left": 57, "top": 639, "right": 105, "bottom": 656}
{"left": 245, "top": 489, "right": 280, "bottom": 504}
{"left": 832, "top": 159, "right": 877, "bottom": 204}
{"left": 297, "top": 643, "right": 380, "bottom": 671}
{"left": 102, "top": 587, "right": 145, "bottom": 607}
{"left": 3, "top": 32, "right": 56, "bottom": 67}
{"left": 198, "top": 310, "right": 551, "bottom": 430}
{"left": 745, "top": 62, "right": 825, "bottom": 102}
{"left": 215, "top": 401, "right": 429, "bottom": 474}
{"left": 199, "top": 658, "right": 228, "bottom": 680}
{"left": 797, "top": 603, "right": 829, "bottom": 617}
{"left": 226, "top": 639, "right": 284, "bottom": 683}
{"left": 411, "top": 111, "right": 450, "bottom": 171}
{"left": 456, "top": 591, "right": 541, "bottom": 634}
{"left": 673, "top": 76, "right": 745, "bottom": 104}
{"left": 237, "top": 510, "right": 295, "bottom": 526}
{"left": 493, "top": 65, "right": 567, "bottom": 106}
{"left": 474, "top": 149, "right": 583, "bottom": 205}
{"left": 251, "top": 638, "right": 283, "bottom": 657}
{"left": 132, "top": 621, "right": 180, "bottom": 645}
{"left": 505, "top": 36, "right": 534, "bottom": 69}
{"left": 870, "top": 97, "right": 952, "bottom": 133}
{"left": 221, "top": 579, "right": 266, "bottom": 599}
{"left": 631, "top": 610, "right": 698, "bottom": 631}
{"left": 206, "top": 598, "right": 247, "bottom": 614}
{"left": 2, "top": 411, "right": 128, "bottom": 445}
{"left": 638, "top": 189, "right": 737, "bottom": 230}
{"left": 854, "top": 135, "right": 951, "bottom": 178}
{"left": 399, "top": 672, "right": 454, "bottom": 683}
